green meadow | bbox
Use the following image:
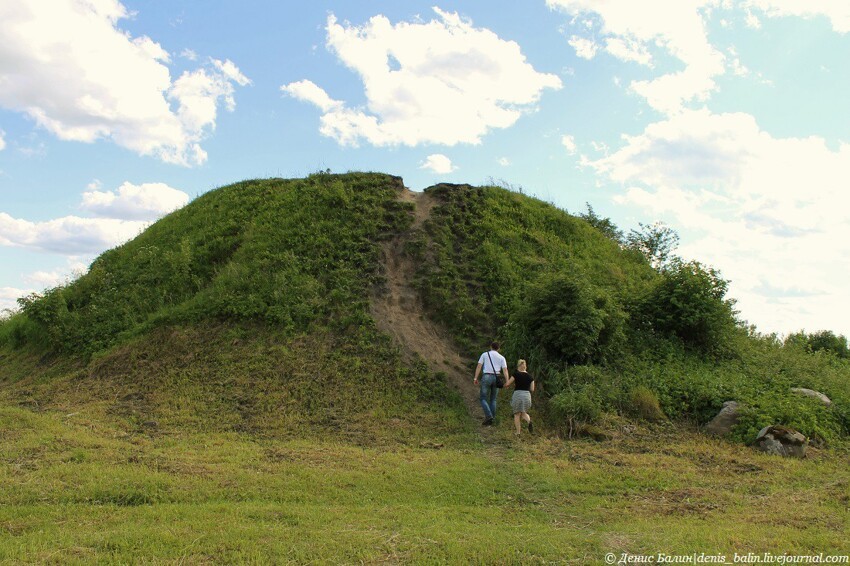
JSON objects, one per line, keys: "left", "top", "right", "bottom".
{"left": 2, "top": 402, "right": 849, "bottom": 563}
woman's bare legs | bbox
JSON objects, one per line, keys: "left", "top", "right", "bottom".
{"left": 522, "top": 412, "right": 532, "bottom": 433}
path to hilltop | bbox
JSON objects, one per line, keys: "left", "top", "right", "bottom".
{"left": 370, "top": 188, "right": 489, "bottom": 434}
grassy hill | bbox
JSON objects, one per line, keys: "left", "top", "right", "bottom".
{"left": 1, "top": 172, "right": 849, "bottom": 561}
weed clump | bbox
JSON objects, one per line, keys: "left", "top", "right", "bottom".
{"left": 627, "top": 385, "right": 666, "bottom": 422}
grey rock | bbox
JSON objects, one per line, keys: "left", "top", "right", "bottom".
{"left": 705, "top": 401, "right": 740, "bottom": 436}
{"left": 754, "top": 425, "right": 807, "bottom": 458}
{"left": 791, "top": 388, "right": 832, "bottom": 406}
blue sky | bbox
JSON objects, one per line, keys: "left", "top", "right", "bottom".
{"left": 1, "top": 0, "right": 849, "bottom": 337}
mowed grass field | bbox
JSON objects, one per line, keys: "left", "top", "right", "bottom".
{"left": 2, "top": 403, "right": 849, "bottom": 564}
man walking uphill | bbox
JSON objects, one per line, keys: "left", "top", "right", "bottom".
{"left": 473, "top": 342, "right": 509, "bottom": 426}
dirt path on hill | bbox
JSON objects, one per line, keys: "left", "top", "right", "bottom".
{"left": 370, "top": 188, "right": 486, "bottom": 427}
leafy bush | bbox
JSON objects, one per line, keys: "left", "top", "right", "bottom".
{"left": 786, "top": 330, "right": 849, "bottom": 359}
{"left": 509, "top": 273, "right": 625, "bottom": 365}
{"left": 733, "top": 393, "right": 842, "bottom": 445}
{"left": 625, "top": 222, "right": 679, "bottom": 269}
{"left": 638, "top": 259, "right": 738, "bottom": 354}
{"left": 550, "top": 385, "right": 604, "bottom": 425}
{"left": 579, "top": 203, "right": 623, "bottom": 243}
{"left": 546, "top": 365, "right": 627, "bottom": 428}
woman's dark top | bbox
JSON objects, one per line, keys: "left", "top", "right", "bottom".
{"left": 512, "top": 371, "right": 534, "bottom": 392}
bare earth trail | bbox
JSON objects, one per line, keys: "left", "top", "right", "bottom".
{"left": 371, "top": 187, "right": 495, "bottom": 438}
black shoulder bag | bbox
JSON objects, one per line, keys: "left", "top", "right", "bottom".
{"left": 487, "top": 352, "right": 506, "bottom": 389}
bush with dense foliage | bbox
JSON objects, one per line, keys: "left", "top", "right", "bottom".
{"left": 508, "top": 272, "right": 625, "bottom": 365}
{"left": 637, "top": 259, "right": 738, "bottom": 354}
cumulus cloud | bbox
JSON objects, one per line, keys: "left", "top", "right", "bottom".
{"left": 0, "top": 180, "right": 189, "bottom": 254}
{"left": 80, "top": 181, "right": 189, "bottom": 221}
{"left": 283, "top": 8, "right": 562, "bottom": 147}
{"left": 548, "top": 0, "right": 725, "bottom": 114}
{"left": 420, "top": 154, "right": 457, "bottom": 174}
{"left": 498, "top": 157, "right": 511, "bottom": 167}
{"left": 0, "top": 213, "right": 146, "bottom": 255}
{"left": 561, "top": 134, "right": 578, "bottom": 154}
{"left": 0, "top": 129, "right": 5, "bottom": 151}
{"left": 592, "top": 108, "right": 850, "bottom": 335}
{"left": 0, "top": 1, "right": 250, "bottom": 166}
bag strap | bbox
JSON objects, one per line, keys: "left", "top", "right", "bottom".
{"left": 486, "top": 351, "right": 499, "bottom": 376}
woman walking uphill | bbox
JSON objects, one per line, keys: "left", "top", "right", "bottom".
{"left": 505, "top": 359, "right": 535, "bottom": 436}
{"left": 473, "top": 342, "right": 509, "bottom": 426}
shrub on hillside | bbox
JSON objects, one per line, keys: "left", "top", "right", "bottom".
{"left": 785, "top": 330, "right": 850, "bottom": 359}
{"left": 638, "top": 259, "right": 738, "bottom": 354}
{"left": 509, "top": 273, "right": 625, "bottom": 365}
{"left": 550, "top": 385, "right": 604, "bottom": 425}
{"left": 625, "top": 222, "right": 679, "bottom": 269}
{"left": 579, "top": 203, "right": 623, "bottom": 243}
{"left": 546, "top": 365, "right": 630, "bottom": 431}
{"left": 16, "top": 288, "right": 70, "bottom": 349}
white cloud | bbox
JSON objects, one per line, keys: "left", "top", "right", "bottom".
{"left": 168, "top": 60, "right": 250, "bottom": 156}
{"left": 568, "top": 35, "right": 598, "bottom": 59}
{"left": 548, "top": 0, "right": 726, "bottom": 114}
{"left": 498, "top": 157, "right": 511, "bottom": 167}
{"left": 745, "top": 1, "right": 850, "bottom": 33}
{"left": 180, "top": 48, "right": 198, "bottom": 61}
{"left": 0, "top": 1, "right": 249, "bottom": 166}
{"left": 420, "top": 154, "right": 457, "bottom": 174}
{"left": 281, "top": 80, "right": 343, "bottom": 113}
{"left": 0, "top": 129, "right": 5, "bottom": 151}
{"left": 561, "top": 134, "right": 578, "bottom": 154}
{"left": 80, "top": 181, "right": 189, "bottom": 221}
{"left": 593, "top": 108, "right": 850, "bottom": 335}
{"left": 0, "top": 213, "right": 146, "bottom": 254}
{"left": 1, "top": 180, "right": 189, "bottom": 254}
{"left": 283, "top": 8, "right": 562, "bottom": 147}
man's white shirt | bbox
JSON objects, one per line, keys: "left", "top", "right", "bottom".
{"left": 478, "top": 350, "right": 507, "bottom": 374}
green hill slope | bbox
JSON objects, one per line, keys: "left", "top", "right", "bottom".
{"left": 1, "top": 172, "right": 849, "bottom": 445}
{"left": 0, "top": 173, "right": 466, "bottom": 443}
